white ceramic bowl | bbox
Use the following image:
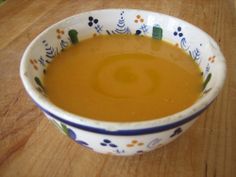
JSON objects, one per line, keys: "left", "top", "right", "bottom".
{"left": 20, "top": 9, "right": 226, "bottom": 156}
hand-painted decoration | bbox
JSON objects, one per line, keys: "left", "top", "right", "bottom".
{"left": 34, "top": 76, "right": 46, "bottom": 95}
{"left": 152, "top": 25, "right": 163, "bottom": 40}
{"left": 68, "top": 29, "right": 79, "bottom": 44}
{"left": 58, "top": 123, "right": 92, "bottom": 149}
{"left": 147, "top": 137, "right": 162, "bottom": 149}
{"left": 100, "top": 139, "right": 118, "bottom": 148}
{"left": 170, "top": 127, "right": 183, "bottom": 138}
{"left": 106, "top": 11, "right": 131, "bottom": 35}
{"left": 126, "top": 140, "right": 144, "bottom": 147}
{"left": 88, "top": 16, "right": 103, "bottom": 33}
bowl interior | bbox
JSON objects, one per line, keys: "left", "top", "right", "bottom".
{"left": 20, "top": 9, "right": 226, "bottom": 129}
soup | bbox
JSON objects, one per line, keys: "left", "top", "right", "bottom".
{"left": 44, "top": 35, "right": 203, "bottom": 122}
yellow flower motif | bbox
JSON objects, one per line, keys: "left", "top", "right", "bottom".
{"left": 127, "top": 140, "right": 144, "bottom": 147}
{"left": 134, "top": 15, "right": 144, "bottom": 23}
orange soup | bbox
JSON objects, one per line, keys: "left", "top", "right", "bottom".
{"left": 44, "top": 35, "right": 203, "bottom": 122}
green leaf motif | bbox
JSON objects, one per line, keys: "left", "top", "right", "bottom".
{"left": 203, "top": 73, "right": 212, "bottom": 90}
{"left": 68, "top": 29, "right": 79, "bottom": 44}
{"left": 152, "top": 26, "right": 163, "bottom": 40}
{"left": 34, "top": 77, "right": 44, "bottom": 90}
{"left": 61, "top": 123, "right": 69, "bottom": 135}
{"left": 51, "top": 119, "right": 64, "bottom": 132}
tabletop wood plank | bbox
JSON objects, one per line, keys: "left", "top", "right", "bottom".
{"left": 0, "top": 0, "right": 235, "bottom": 177}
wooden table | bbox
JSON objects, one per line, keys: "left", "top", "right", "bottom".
{"left": 0, "top": 0, "right": 235, "bottom": 177}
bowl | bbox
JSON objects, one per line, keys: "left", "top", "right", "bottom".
{"left": 20, "top": 9, "right": 226, "bottom": 156}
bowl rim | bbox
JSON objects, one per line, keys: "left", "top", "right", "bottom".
{"left": 20, "top": 8, "right": 226, "bottom": 134}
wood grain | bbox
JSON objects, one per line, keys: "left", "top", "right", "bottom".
{"left": 0, "top": 0, "right": 235, "bottom": 177}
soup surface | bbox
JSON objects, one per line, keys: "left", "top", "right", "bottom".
{"left": 44, "top": 35, "right": 203, "bottom": 122}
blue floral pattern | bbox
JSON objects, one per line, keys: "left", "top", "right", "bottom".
{"left": 32, "top": 11, "right": 215, "bottom": 96}
{"left": 27, "top": 10, "right": 222, "bottom": 155}
{"left": 59, "top": 123, "right": 92, "bottom": 149}
{"left": 173, "top": 26, "right": 213, "bottom": 92}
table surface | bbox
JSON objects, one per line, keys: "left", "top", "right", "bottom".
{"left": 0, "top": 0, "right": 235, "bottom": 177}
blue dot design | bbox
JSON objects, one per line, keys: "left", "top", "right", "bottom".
{"left": 88, "top": 16, "right": 99, "bottom": 27}
{"left": 103, "top": 139, "right": 111, "bottom": 143}
{"left": 173, "top": 26, "right": 183, "bottom": 37}
{"left": 100, "top": 139, "right": 118, "bottom": 148}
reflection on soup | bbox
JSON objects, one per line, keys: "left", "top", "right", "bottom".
{"left": 44, "top": 35, "right": 203, "bottom": 122}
